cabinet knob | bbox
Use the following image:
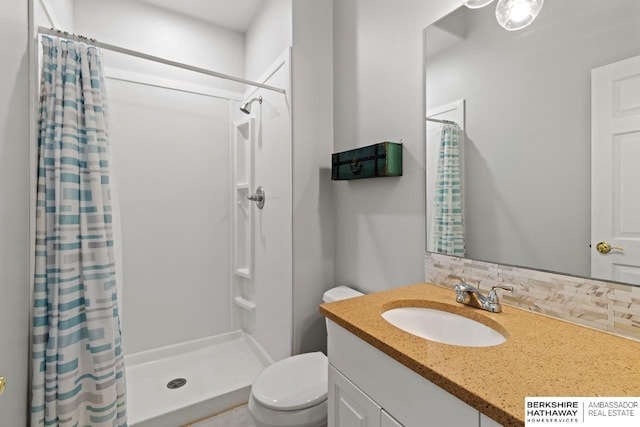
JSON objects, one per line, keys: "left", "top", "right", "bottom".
{"left": 0, "top": 376, "right": 6, "bottom": 396}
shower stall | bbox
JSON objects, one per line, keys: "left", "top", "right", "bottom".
{"left": 32, "top": 1, "right": 293, "bottom": 425}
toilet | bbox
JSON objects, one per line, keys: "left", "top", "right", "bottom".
{"left": 248, "top": 286, "right": 363, "bottom": 427}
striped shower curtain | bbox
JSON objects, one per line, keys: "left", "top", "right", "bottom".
{"left": 431, "top": 123, "right": 465, "bottom": 256}
{"left": 31, "top": 36, "right": 127, "bottom": 426}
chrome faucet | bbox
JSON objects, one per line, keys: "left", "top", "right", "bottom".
{"left": 448, "top": 275, "right": 513, "bottom": 313}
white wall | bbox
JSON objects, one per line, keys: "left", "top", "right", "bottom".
{"left": 73, "top": 0, "right": 246, "bottom": 92}
{"left": 246, "top": 60, "right": 293, "bottom": 362}
{"left": 332, "top": 0, "right": 459, "bottom": 294}
{"left": 72, "top": 0, "right": 248, "bottom": 353}
{"left": 291, "top": 0, "right": 335, "bottom": 354}
{"left": 0, "top": 0, "right": 30, "bottom": 425}
{"left": 108, "top": 82, "right": 232, "bottom": 354}
{"left": 49, "top": 0, "right": 73, "bottom": 28}
{"left": 36, "top": 0, "right": 74, "bottom": 29}
{"left": 245, "top": 0, "right": 291, "bottom": 82}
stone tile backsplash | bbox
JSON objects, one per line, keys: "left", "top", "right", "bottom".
{"left": 425, "top": 252, "right": 640, "bottom": 341}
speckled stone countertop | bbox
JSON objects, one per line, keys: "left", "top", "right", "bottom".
{"left": 319, "top": 282, "right": 640, "bottom": 427}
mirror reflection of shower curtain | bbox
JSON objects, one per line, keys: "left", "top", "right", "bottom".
{"left": 430, "top": 123, "right": 465, "bottom": 256}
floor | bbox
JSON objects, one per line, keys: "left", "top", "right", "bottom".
{"left": 187, "top": 405, "right": 256, "bottom": 427}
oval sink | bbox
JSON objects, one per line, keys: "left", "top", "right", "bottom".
{"left": 381, "top": 307, "right": 506, "bottom": 347}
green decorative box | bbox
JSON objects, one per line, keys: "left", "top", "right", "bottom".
{"left": 331, "top": 142, "right": 403, "bottom": 180}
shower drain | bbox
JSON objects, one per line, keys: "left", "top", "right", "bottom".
{"left": 166, "top": 378, "right": 187, "bottom": 390}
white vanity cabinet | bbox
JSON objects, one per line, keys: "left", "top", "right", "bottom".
{"left": 328, "top": 365, "right": 404, "bottom": 427}
{"left": 329, "top": 365, "right": 382, "bottom": 427}
{"left": 327, "top": 320, "right": 503, "bottom": 427}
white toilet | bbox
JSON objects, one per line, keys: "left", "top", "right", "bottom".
{"left": 248, "top": 286, "right": 363, "bottom": 427}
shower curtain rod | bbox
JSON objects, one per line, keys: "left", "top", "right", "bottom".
{"left": 37, "top": 26, "right": 287, "bottom": 95}
{"left": 426, "top": 117, "right": 457, "bottom": 125}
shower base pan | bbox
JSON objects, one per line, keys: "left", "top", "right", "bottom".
{"left": 125, "top": 331, "right": 271, "bottom": 427}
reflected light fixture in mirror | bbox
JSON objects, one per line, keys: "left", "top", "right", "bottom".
{"left": 464, "top": 0, "right": 494, "bottom": 9}
{"left": 495, "top": 0, "right": 544, "bottom": 31}
{"left": 465, "top": 0, "right": 544, "bottom": 31}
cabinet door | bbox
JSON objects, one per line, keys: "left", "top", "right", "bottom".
{"left": 480, "top": 413, "right": 502, "bottom": 427}
{"left": 381, "top": 410, "right": 403, "bottom": 427}
{"left": 329, "top": 365, "right": 381, "bottom": 427}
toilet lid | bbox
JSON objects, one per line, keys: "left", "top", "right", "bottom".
{"left": 252, "top": 352, "right": 328, "bottom": 411}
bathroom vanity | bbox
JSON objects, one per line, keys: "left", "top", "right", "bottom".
{"left": 327, "top": 319, "right": 500, "bottom": 426}
{"left": 320, "top": 283, "right": 640, "bottom": 427}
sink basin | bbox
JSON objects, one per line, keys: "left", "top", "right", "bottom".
{"left": 381, "top": 307, "right": 506, "bottom": 347}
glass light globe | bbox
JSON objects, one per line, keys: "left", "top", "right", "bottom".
{"left": 496, "top": 0, "right": 544, "bottom": 31}
{"left": 464, "top": 0, "right": 495, "bottom": 9}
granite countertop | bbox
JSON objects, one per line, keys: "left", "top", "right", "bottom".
{"left": 319, "top": 282, "right": 640, "bottom": 427}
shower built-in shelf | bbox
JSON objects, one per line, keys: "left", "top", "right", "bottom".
{"left": 234, "top": 296, "right": 256, "bottom": 311}
{"left": 235, "top": 268, "right": 250, "bottom": 279}
{"left": 233, "top": 118, "right": 254, "bottom": 279}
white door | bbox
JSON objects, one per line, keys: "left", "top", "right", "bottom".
{"left": 591, "top": 54, "right": 640, "bottom": 285}
{"left": 328, "top": 365, "right": 381, "bottom": 427}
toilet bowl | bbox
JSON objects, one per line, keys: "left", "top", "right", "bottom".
{"left": 248, "top": 286, "right": 363, "bottom": 427}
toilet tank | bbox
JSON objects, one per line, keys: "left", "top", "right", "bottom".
{"left": 323, "top": 286, "right": 363, "bottom": 339}
{"left": 322, "top": 286, "right": 363, "bottom": 303}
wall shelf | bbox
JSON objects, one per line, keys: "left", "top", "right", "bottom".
{"left": 332, "top": 142, "right": 402, "bottom": 180}
{"left": 233, "top": 118, "right": 254, "bottom": 279}
{"left": 234, "top": 296, "right": 256, "bottom": 311}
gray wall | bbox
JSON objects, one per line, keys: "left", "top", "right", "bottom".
{"left": 291, "top": 0, "right": 335, "bottom": 354}
{"left": 426, "top": 0, "right": 640, "bottom": 276}
{"left": 332, "top": 0, "right": 456, "bottom": 293}
{"left": 0, "top": 0, "right": 30, "bottom": 425}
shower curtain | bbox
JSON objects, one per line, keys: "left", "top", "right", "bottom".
{"left": 31, "top": 36, "right": 127, "bottom": 427}
{"left": 431, "top": 123, "right": 465, "bottom": 256}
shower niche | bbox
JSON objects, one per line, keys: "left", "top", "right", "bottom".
{"left": 233, "top": 117, "right": 258, "bottom": 316}
{"left": 233, "top": 118, "right": 254, "bottom": 280}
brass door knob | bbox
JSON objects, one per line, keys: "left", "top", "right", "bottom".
{"left": 0, "top": 377, "right": 6, "bottom": 396}
{"left": 596, "top": 241, "right": 624, "bottom": 254}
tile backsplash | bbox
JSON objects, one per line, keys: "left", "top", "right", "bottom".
{"left": 425, "top": 252, "right": 640, "bottom": 341}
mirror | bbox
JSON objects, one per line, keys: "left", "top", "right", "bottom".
{"left": 425, "top": 0, "right": 640, "bottom": 285}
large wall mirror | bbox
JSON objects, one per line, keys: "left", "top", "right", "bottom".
{"left": 425, "top": 0, "right": 640, "bottom": 286}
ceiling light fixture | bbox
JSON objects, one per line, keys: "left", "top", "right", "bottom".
{"left": 495, "top": 0, "right": 544, "bottom": 31}
{"left": 464, "top": 0, "right": 544, "bottom": 31}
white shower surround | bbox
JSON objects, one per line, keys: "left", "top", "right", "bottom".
{"left": 107, "top": 55, "right": 291, "bottom": 425}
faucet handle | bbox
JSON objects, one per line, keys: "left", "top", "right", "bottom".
{"left": 488, "top": 284, "right": 513, "bottom": 303}
{"left": 448, "top": 275, "right": 478, "bottom": 287}
{"left": 449, "top": 276, "right": 480, "bottom": 304}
